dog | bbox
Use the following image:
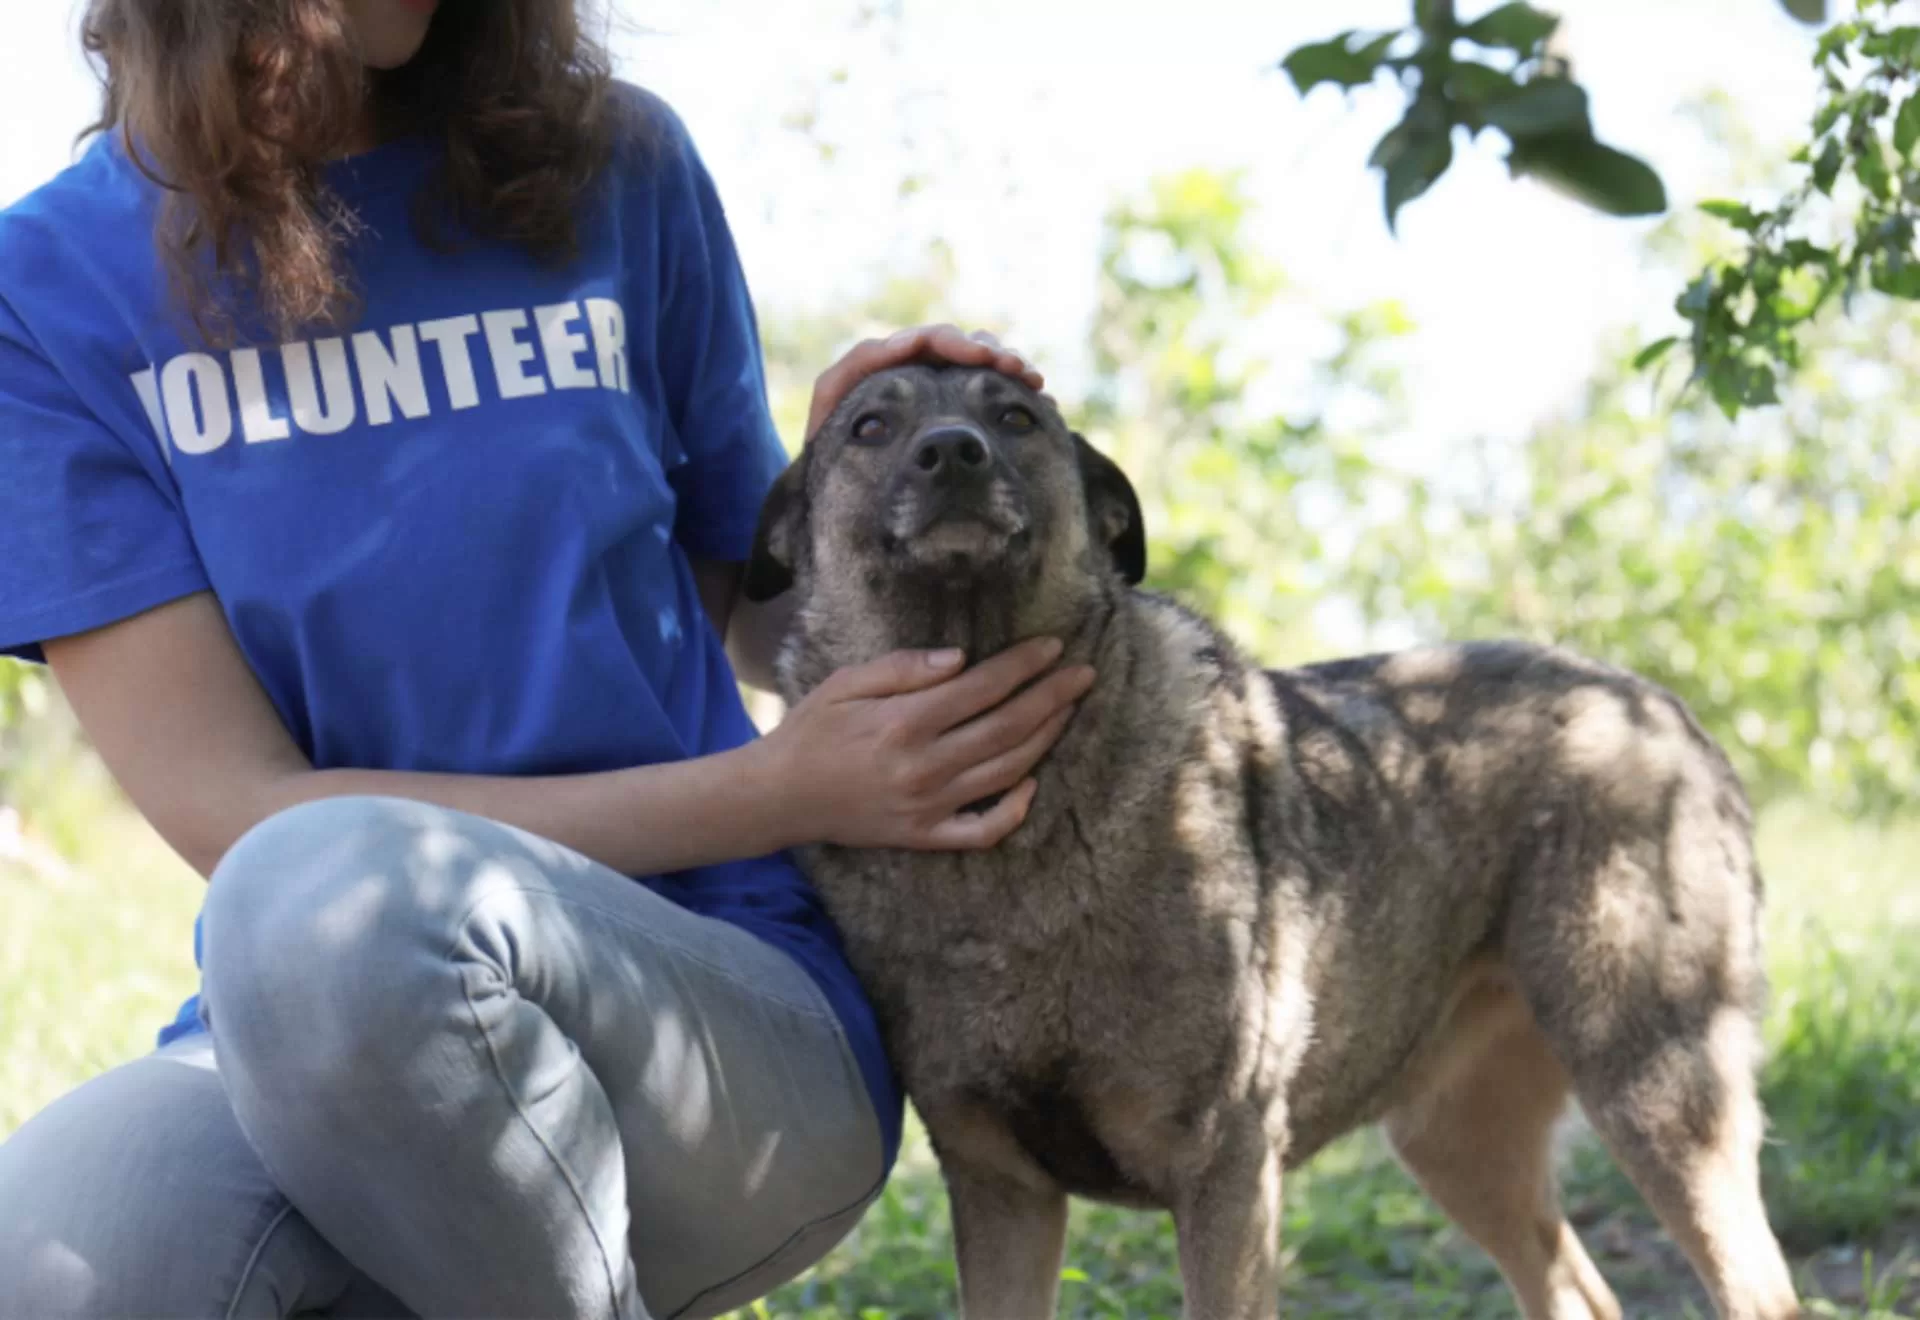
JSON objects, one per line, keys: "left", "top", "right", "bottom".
{"left": 741, "top": 362, "right": 1802, "bottom": 1320}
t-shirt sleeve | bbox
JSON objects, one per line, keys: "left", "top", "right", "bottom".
{"left": 0, "top": 298, "right": 210, "bottom": 663}
{"left": 645, "top": 99, "right": 792, "bottom": 564}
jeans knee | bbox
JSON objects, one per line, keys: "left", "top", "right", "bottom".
{"left": 202, "top": 796, "right": 494, "bottom": 1087}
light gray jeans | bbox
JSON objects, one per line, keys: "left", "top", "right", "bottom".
{"left": 0, "top": 797, "right": 886, "bottom": 1319}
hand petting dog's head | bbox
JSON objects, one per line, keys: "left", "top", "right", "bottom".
{"left": 744, "top": 364, "right": 1144, "bottom": 656}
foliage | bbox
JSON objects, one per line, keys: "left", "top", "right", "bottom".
{"left": 759, "top": 242, "right": 960, "bottom": 453}
{"left": 1075, "top": 164, "right": 1919, "bottom": 817}
{"left": 0, "top": 662, "right": 50, "bottom": 799}
{"left": 1283, "top": 1, "right": 1920, "bottom": 421}
{"left": 1654, "top": 0, "right": 1920, "bottom": 418}
{"left": 1281, "top": 1, "right": 1671, "bottom": 232}
{"left": 753, "top": 156, "right": 1918, "bottom": 819}
{"left": 0, "top": 663, "right": 29, "bottom": 727}
{"left": 1351, "top": 316, "right": 1920, "bottom": 815}
{"left": 1077, "top": 169, "right": 1410, "bottom": 664}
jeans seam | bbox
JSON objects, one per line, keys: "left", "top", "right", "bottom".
{"left": 445, "top": 880, "right": 879, "bottom": 1320}
{"left": 667, "top": 959, "right": 888, "bottom": 1318}
{"left": 447, "top": 884, "right": 836, "bottom": 1021}
{"left": 224, "top": 1201, "right": 298, "bottom": 1320}
{"left": 459, "top": 971, "right": 630, "bottom": 1320}
{"left": 665, "top": 1168, "right": 889, "bottom": 1320}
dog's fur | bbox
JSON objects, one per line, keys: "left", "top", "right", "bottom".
{"left": 743, "top": 364, "right": 1802, "bottom": 1320}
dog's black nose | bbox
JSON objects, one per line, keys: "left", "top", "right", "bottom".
{"left": 910, "top": 427, "right": 994, "bottom": 481}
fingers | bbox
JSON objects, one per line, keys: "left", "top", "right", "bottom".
{"left": 919, "top": 778, "right": 1040, "bottom": 851}
{"left": 805, "top": 336, "right": 894, "bottom": 438}
{"left": 825, "top": 647, "right": 967, "bottom": 700}
{"left": 885, "top": 324, "right": 1042, "bottom": 388}
{"left": 903, "top": 635, "right": 1066, "bottom": 735}
{"left": 951, "top": 326, "right": 1045, "bottom": 391}
{"left": 805, "top": 324, "right": 1047, "bottom": 437}
{"left": 930, "top": 662, "right": 1094, "bottom": 777}
{"left": 927, "top": 325, "right": 1043, "bottom": 389}
{"left": 937, "top": 702, "right": 1075, "bottom": 813}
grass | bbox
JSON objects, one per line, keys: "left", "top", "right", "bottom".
{"left": 3, "top": 726, "right": 1916, "bottom": 1317}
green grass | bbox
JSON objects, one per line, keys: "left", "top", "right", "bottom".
{"left": 4, "top": 742, "right": 1916, "bottom": 1317}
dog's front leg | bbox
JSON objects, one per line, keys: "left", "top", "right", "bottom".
{"left": 945, "top": 1164, "right": 1069, "bottom": 1320}
{"left": 1172, "top": 1111, "right": 1282, "bottom": 1320}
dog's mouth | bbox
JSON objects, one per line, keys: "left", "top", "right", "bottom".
{"left": 883, "top": 495, "right": 1032, "bottom": 576}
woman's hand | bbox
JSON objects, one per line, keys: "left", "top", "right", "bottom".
{"left": 756, "top": 637, "right": 1095, "bottom": 851}
{"left": 805, "top": 323, "right": 1045, "bottom": 440}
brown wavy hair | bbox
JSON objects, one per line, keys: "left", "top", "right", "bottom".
{"left": 80, "top": 0, "right": 622, "bottom": 344}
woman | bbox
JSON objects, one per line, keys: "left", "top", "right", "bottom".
{"left": 0, "top": 1, "right": 1093, "bottom": 1315}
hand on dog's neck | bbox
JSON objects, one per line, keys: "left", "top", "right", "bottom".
{"left": 783, "top": 567, "right": 1119, "bottom": 697}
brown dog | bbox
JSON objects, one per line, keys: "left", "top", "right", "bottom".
{"left": 742, "top": 363, "right": 1801, "bottom": 1320}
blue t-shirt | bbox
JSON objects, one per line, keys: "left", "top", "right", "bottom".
{"left": 0, "top": 88, "right": 901, "bottom": 1168}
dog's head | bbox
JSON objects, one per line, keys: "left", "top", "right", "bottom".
{"left": 742, "top": 364, "right": 1144, "bottom": 668}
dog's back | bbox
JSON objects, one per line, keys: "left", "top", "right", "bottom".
{"left": 1257, "top": 640, "right": 1768, "bottom": 1161}
{"left": 758, "top": 360, "right": 1797, "bottom": 1317}
{"left": 802, "top": 607, "right": 1795, "bottom": 1317}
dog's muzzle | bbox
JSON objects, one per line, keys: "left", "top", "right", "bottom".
{"left": 888, "top": 423, "right": 1024, "bottom": 544}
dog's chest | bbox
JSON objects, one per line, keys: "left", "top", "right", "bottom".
{"left": 816, "top": 839, "right": 1145, "bottom": 1059}
{"left": 803, "top": 789, "right": 1262, "bottom": 1179}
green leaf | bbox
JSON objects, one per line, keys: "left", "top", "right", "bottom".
{"left": 1676, "top": 273, "right": 1716, "bottom": 317}
{"left": 1895, "top": 94, "right": 1920, "bottom": 158}
{"left": 1815, "top": 21, "right": 1859, "bottom": 69}
{"left": 1812, "top": 137, "right": 1845, "bottom": 195}
{"left": 1699, "top": 199, "right": 1764, "bottom": 231}
{"left": 1860, "top": 26, "right": 1920, "bottom": 66}
{"left": 1855, "top": 137, "right": 1893, "bottom": 199}
{"left": 1445, "top": 60, "right": 1521, "bottom": 109}
{"left": 1508, "top": 133, "right": 1668, "bottom": 217}
{"left": 1870, "top": 255, "right": 1920, "bottom": 299}
{"left": 1780, "top": 238, "right": 1833, "bottom": 268}
{"left": 1701, "top": 358, "right": 1777, "bottom": 417}
{"left": 1372, "top": 101, "right": 1455, "bottom": 233}
{"left": 1463, "top": 2, "right": 1560, "bottom": 54}
{"left": 1480, "top": 77, "right": 1592, "bottom": 139}
{"left": 1779, "top": 0, "right": 1827, "bottom": 22}
{"left": 1632, "top": 336, "right": 1681, "bottom": 369}
{"left": 1707, "top": 358, "right": 1744, "bottom": 419}
{"left": 1281, "top": 31, "right": 1396, "bottom": 95}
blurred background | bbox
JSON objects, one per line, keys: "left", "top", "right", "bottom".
{"left": 3, "top": 1, "right": 1916, "bottom": 1315}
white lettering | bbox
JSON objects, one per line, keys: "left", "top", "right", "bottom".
{"left": 481, "top": 309, "right": 548, "bottom": 400}
{"left": 282, "top": 338, "right": 356, "bottom": 435}
{"left": 230, "top": 348, "right": 291, "bottom": 444}
{"left": 534, "top": 302, "right": 597, "bottom": 391}
{"left": 160, "top": 353, "right": 233, "bottom": 455}
{"left": 142, "top": 299, "right": 636, "bottom": 458}
{"left": 129, "top": 367, "right": 170, "bottom": 463}
{"left": 584, "top": 298, "right": 628, "bottom": 393}
{"left": 352, "top": 325, "right": 430, "bottom": 426}
{"left": 417, "top": 314, "right": 482, "bottom": 410}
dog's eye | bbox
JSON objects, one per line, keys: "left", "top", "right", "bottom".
{"left": 851, "top": 414, "right": 889, "bottom": 445}
{"left": 998, "top": 406, "right": 1037, "bottom": 432}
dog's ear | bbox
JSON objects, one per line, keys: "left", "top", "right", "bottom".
{"left": 1073, "top": 432, "right": 1146, "bottom": 585}
{"left": 741, "top": 452, "right": 811, "bottom": 602}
